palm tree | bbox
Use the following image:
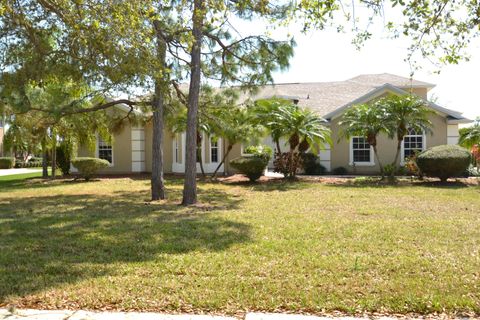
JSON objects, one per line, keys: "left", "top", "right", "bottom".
{"left": 210, "top": 106, "right": 264, "bottom": 179}
{"left": 253, "top": 98, "right": 291, "bottom": 153}
{"left": 268, "top": 103, "right": 331, "bottom": 179}
{"left": 381, "top": 95, "right": 433, "bottom": 173}
{"left": 339, "top": 103, "right": 390, "bottom": 177}
{"left": 459, "top": 119, "right": 480, "bottom": 149}
{"left": 459, "top": 119, "right": 480, "bottom": 168}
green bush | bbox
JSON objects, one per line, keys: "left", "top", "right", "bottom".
{"left": 230, "top": 156, "right": 268, "bottom": 182}
{"left": 27, "top": 161, "right": 42, "bottom": 168}
{"left": 71, "top": 157, "right": 110, "bottom": 181}
{"left": 56, "top": 142, "right": 73, "bottom": 175}
{"left": 416, "top": 145, "right": 471, "bottom": 182}
{"left": 244, "top": 145, "right": 273, "bottom": 162}
{"left": 464, "top": 165, "right": 479, "bottom": 177}
{"left": 14, "top": 159, "right": 23, "bottom": 168}
{"left": 332, "top": 166, "right": 348, "bottom": 175}
{"left": 300, "top": 153, "right": 326, "bottom": 175}
{"left": 0, "top": 157, "right": 15, "bottom": 169}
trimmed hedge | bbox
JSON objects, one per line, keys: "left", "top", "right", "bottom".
{"left": 332, "top": 166, "right": 348, "bottom": 175}
{"left": 0, "top": 157, "right": 15, "bottom": 169}
{"left": 230, "top": 156, "right": 268, "bottom": 182}
{"left": 243, "top": 145, "right": 272, "bottom": 163}
{"left": 71, "top": 157, "right": 110, "bottom": 181}
{"left": 14, "top": 159, "right": 42, "bottom": 168}
{"left": 301, "top": 153, "right": 326, "bottom": 175}
{"left": 416, "top": 145, "right": 471, "bottom": 182}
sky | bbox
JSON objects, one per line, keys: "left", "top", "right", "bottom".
{"left": 230, "top": 7, "right": 480, "bottom": 121}
{"left": 270, "top": 28, "right": 480, "bottom": 120}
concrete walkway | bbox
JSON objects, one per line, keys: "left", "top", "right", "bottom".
{"left": 0, "top": 168, "right": 41, "bottom": 176}
{"left": 0, "top": 309, "right": 469, "bottom": 320}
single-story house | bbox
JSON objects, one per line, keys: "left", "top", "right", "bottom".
{"left": 77, "top": 73, "right": 472, "bottom": 175}
{"left": 0, "top": 120, "right": 4, "bottom": 157}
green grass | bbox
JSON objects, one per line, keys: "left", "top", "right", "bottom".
{"left": 0, "top": 170, "right": 44, "bottom": 182}
{"left": 0, "top": 176, "right": 479, "bottom": 315}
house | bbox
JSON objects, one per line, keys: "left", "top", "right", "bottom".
{"left": 0, "top": 119, "right": 4, "bottom": 157}
{"left": 77, "top": 73, "right": 472, "bottom": 175}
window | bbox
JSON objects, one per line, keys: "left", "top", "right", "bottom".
{"left": 403, "top": 128, "right": 424, "bottom": 160}
{"left": 98, "top": 137, "right": 113, "bottom": 164}
{"left": 350, "top": 137, "right": 374, "bottom": 165}
{"left": 175, "top": 134, "right": 180, "bottom": 163}
{"left": 210, "top": 138, "right": 218, "bottom": 163}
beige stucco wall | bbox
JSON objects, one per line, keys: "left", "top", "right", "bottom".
{"left": 144, "top": 121, "right": 174, "bottom": 173}
{"left": 223, "top": 142, "right": 242, "bottom": 174}
{"left": 410, "top": 87, "right": 428, "bottom": 99}
{"left": 0, "top": 127, "right": 4, "bottom": 157}
{"left": 330, "top": 111, "right": 448, "bottom": 174}
{"left": 77, "top": 121, "right": 133, "bottom": 174}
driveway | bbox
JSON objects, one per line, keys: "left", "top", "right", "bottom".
{"left": 0, "top": 168, "right": 42, "bottom": 177}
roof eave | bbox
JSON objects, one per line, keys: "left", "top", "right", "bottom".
{"left": 447, "top": 118, "right": 474, "bottom": 124}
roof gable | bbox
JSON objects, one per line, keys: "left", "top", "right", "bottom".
{"left": 237, "top": 73, "right": 469, "bottom": 122}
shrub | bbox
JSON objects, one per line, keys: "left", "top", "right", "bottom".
{"left": 383, "top": 164, "right": 396, "bottom": 176}
{"left": 404, "top": 154, "right": 422, "bottom": 178}
{"left": 71, "top": 157, "right": 110, "bottom": 181}
{"left": 465, "top": 165, "right": 480, "bottom": 177}
{"left": 244, "top": 145, "right": 272, "bottom": 162}
{"left": 27, "top": 161, "right": 42, "bottom": 168}
{"left": 332, "top": 166, "right": 348, "bottom": 175}
{"left": 0, "top": 157, "right": 15, "bottom": 169}
{"left": 416, "top": 145, "right": 471, "bottom": 182}
{"left": 15, "top": 159, "right": 25, "bottom": 168}
{"left": 273, "top": 152, "right": 302, "bottom": 178}
{"left": 230, "top": 156, "right": 268, "bottom": 182}
{"left": 300, "top": 153, "right": 326, "bottom": 175}
{"left": 56, "top": 142, "right": 73, "bottom": 175}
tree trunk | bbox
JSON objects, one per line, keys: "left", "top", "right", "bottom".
{"left": 275, "top": 138, "right": 282, "bottom": 154}
{"left": 372, "top": 144, "right": 384, "bottom": 178}
{"left": 51, "top": 129, "right": 57, "bottom": 180}
{"left": 151, "top": 20, "right": 168, "bottom": 201}
{"left": 182, "top": 0, "right": 204, "bottom": 206}
{"left": 211, "top": 144, "right": 232, "bottom": 179}
{"left": 197, "top": 131, "right": 205, "bottom": 178}
{"left": 391, "top": 138, "right": 403, "bottom": 175}
{"left": 197, "top": 147, "right": 205, "bottom": 178}
{"left": 41, "top": 136, "right": 48, "bottom": 179}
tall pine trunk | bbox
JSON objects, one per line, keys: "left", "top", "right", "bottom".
{"left": 41, "top": 136, "right": 48, "bottom": 178}
{"left": 182, "top": 0, "right": 204, "bottom": 205}
{"left": 151, "top": 20, "right": 167, "bottom": 201}
{"left": 197, "top": 131, "right": 205, "bottom": 178}
{"left": 51, "top": 128, "right": 57, "bottom": 179}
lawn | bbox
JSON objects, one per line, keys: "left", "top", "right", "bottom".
{"left": 0, "top": 176, "right": 479, "bottom": 316}
{"left": 0, "top": 170, "right": 45, "bottom": 182}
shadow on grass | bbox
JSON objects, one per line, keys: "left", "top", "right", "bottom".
{"left": 325, "top": 177, "right": 471, "bottom": 189}
{"left": 223, "top": 179, "right": 311, "bottom": 192}
{"left": 0, "top": 174, "right": 183, "bottom": 194}
{"left": 0, "top": 187, "right": 250, "bottom": 304}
